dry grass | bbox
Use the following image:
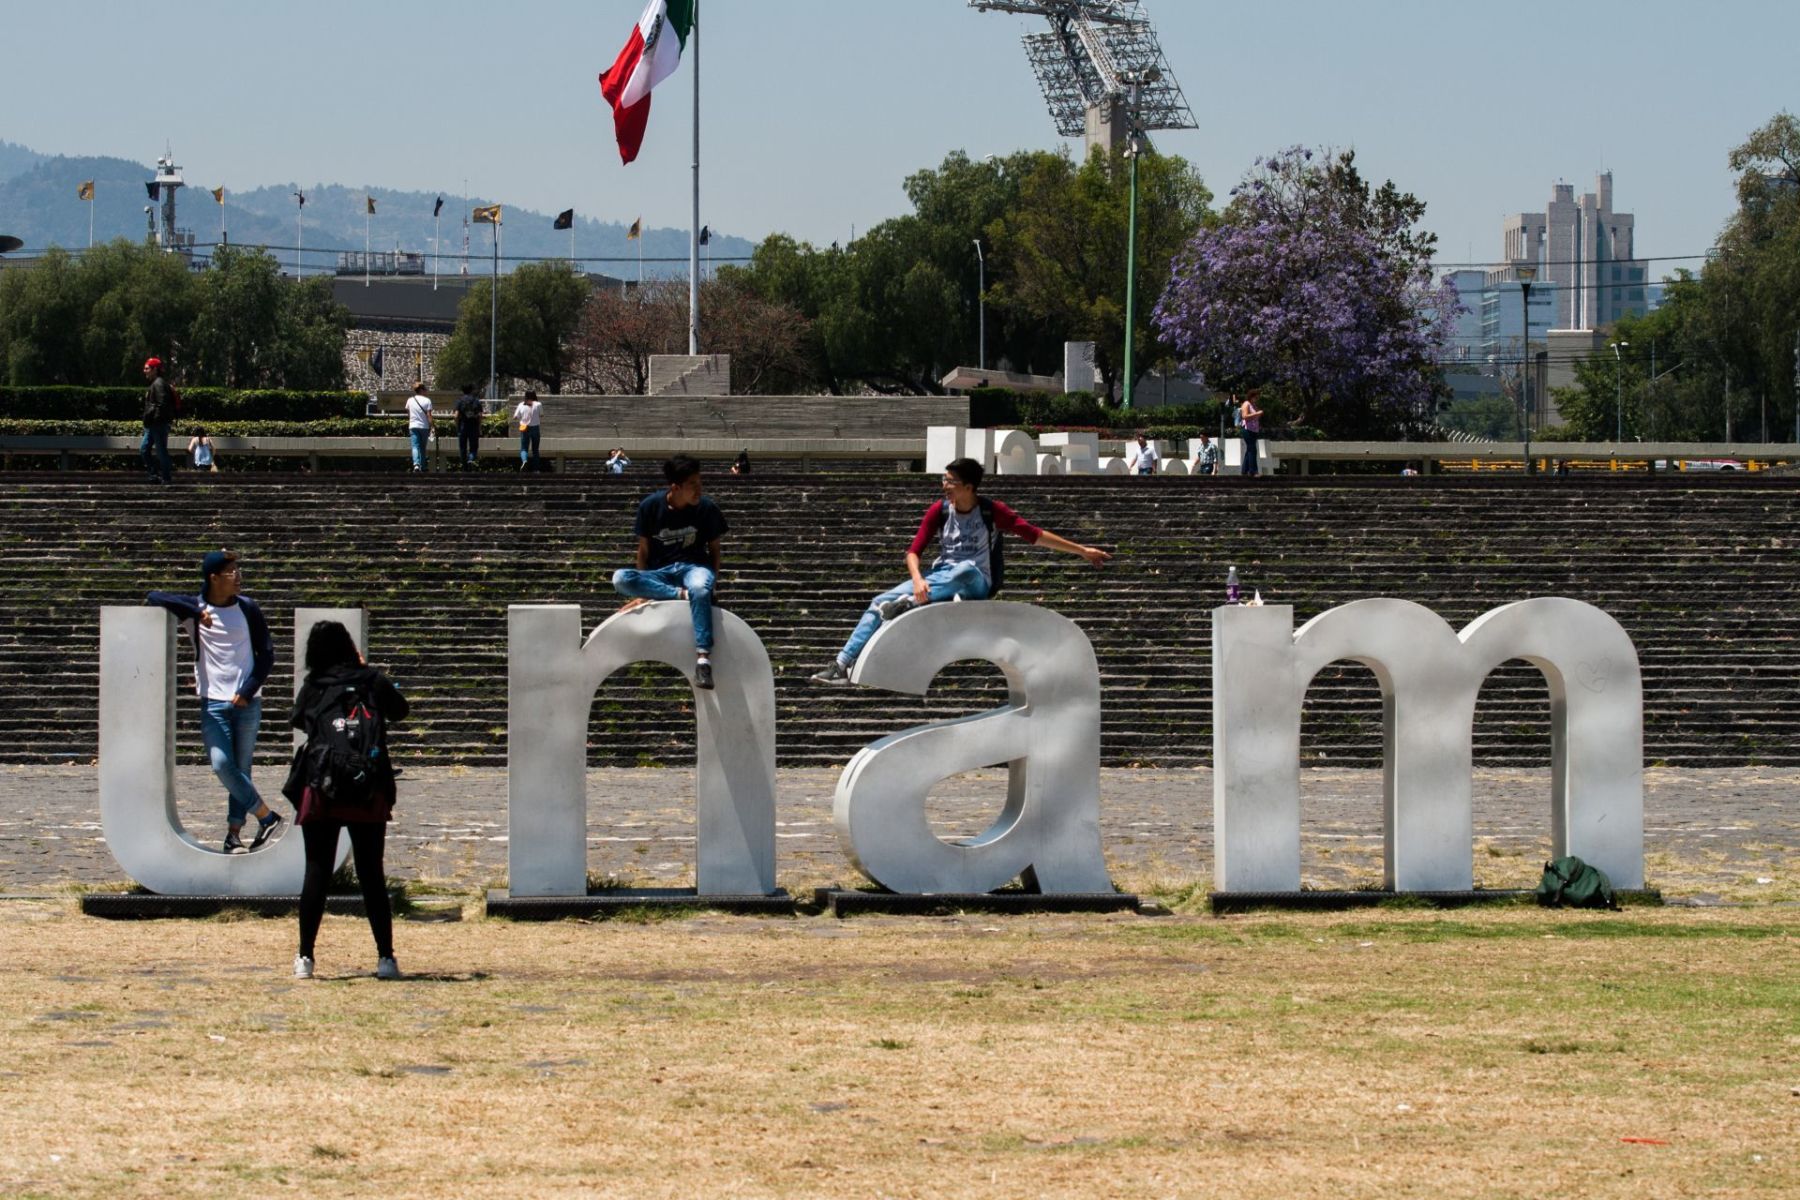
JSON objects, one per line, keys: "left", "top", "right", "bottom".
{"left": 0, "top": 903, "right": 1795, "bottom": 1199}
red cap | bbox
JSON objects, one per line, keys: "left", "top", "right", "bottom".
{"left": 144, "top": 357, "right": 163, "bottom": 371}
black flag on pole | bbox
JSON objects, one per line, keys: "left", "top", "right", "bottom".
{"left": 433, "top": 196, "right": 444, "bottom": 218}
{"left": 553, "top": 209, "right": 575, "bottom": 230}
{"left": 145, "top": 181, "right": 160, "bottom": 200}
{"left": 370, "top": 346, "right": 384, "bottom": 378}
{"left": 698, "top": 225, "right": 711, "bottom": 246}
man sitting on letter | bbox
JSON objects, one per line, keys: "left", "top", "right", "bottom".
{"left": 810, "top": 457, "right": 1111, "bottom": 684}
{"left": 612, "top": 454, "right": 727, "bottom": 690}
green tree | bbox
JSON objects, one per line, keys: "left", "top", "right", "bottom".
{"left": 188, "top": 244, "right": 348, "bottom": 388}
{"left": 989, "top": 146, "right": 1212, "bottom": 402}
{"left": 436, "top": 261, "right": 589, "bottom": 394}
{"left": 0, "top": 240, "right": 197, "bottom": 385}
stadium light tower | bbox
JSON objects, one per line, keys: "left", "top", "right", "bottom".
{"left": 972, "top": 1, "right": 1195, "bottom": 406}
{"left": 969, "top": 1, "right": 1196, "bottom": 156}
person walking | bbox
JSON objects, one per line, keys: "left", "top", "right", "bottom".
{"left": 1238, "top": 391, "right": 1264, "bottom": 477}
{"left": 405, "top": 384, "right": 433, "bottom": 473}
{"left": 454, "top": 383, "right": 484, "bottom": 469}
{"left": 515, "top": 390, "right": 543, "bottom": 471}
{"left": 145, "top": 550, "right": 284, "bottom": 853}
{"left": 1127, "top": 433, "right": 1160, "bottom": 476}
{"left": 284, "top": 620, "right": 410, "bottom": 981}
{"left": 611, "top": 455, "right": 727, "bottom": 690}
{"left": 809, "top": 457, "right": 1111, "bottom": 684}
{"left": 1195, "top": 432, "right": 1219, "bottom": 476}
{"left": 140, "top": 357, "right": 175, "bottom": 484}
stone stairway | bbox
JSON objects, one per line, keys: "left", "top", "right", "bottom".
{"left": 1, "top": 473, "right": 1795, "bottom": 770}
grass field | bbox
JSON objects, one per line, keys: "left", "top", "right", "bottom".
{"left": 1, "top": 901, "right": 1794, "bottom": 1199}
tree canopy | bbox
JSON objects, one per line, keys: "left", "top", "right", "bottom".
{"left": 1154, "top": 147, "right": 1460, "bottom": 438}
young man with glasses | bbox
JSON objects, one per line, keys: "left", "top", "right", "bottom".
{"left": 145, "top": 550, "right": 284, "bottom": 852}
{"left": 611, "top": 455, "right": 727, "bottom": 690}
{"left": 810, "top": 457, "right": 1111, "bottom": 684}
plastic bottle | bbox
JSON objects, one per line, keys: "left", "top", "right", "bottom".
{"left": 1226, "top": 565, "right": 1240, "bottom": 605}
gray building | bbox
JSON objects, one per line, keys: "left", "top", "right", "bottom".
{"left": 1502, "top": 172, "right": 1649, "bottom": 331}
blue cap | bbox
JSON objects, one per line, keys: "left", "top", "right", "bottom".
{"left": 201, "top": 550, "right": 238, "bottom": 584}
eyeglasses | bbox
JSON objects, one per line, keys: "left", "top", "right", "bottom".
{"left": 216, "top": 565, "right": 241, "bottom": 577}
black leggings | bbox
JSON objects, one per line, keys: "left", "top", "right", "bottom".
{"left": 299, "top": 819, "right": 393, "bottom": 960}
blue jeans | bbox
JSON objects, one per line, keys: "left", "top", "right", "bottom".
{"left": 140, "top": 422, "right": 171, "bottom": 481}
{"left": 409, "top": 427, "right": 430, "bottom": 469}
{"left": 612, "top": 563, "right": 716, "bottom": 651}
{"left": 198, "top": 697, "right": 265, "bottom": 827}
{"left": 519, "top": 426, "right": 540, "bottom": 465}
{"left": 838, "top": 561, "right": 990, "bottom": 667}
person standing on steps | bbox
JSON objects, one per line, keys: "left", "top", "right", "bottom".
{"left": 144, "top": 550, "right": 284, "bottom": 854}
{"left": 809, "top": 457, "right": 1112, "bottom": 685}
{"left": 454, "top": 383, "right": 484, "bottom": 469}
{"left": 187, "top": 427, "right": 218, "bottom": 473}
{"left": 1127, "top": 432, "right": 1160, "bottom": 476}
{"left": 606, "top": 447, "right": 631, "bottom": 475}
{"left": 1195, "top": 432, "right": 1219, "bottom": 476}
{"left": 1238, "top": 390, "right": 1264, "bottom": 477}
{"left": 611, "top": 455, "right": 727, "bottom": 690}
{"left": 140, "top": 356, "right": 175, "bottom": 484}
{"left": 404, "top": 384, "right": 433, "bottom": 473}
{"left": 284, "top": 619, "right": 410, "bottom": 982}
{"left": 514, "top": 390, "right": 543, "bottom": 471}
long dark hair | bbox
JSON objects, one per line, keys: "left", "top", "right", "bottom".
{"left": 304, "top": 620, "right": 361, "bottom": 677}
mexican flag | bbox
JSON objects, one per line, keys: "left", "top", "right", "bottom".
{"left": 599, "top": 0, "right": 694, "bottom": 165}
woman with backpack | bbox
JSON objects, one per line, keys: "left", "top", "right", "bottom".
{"left": 284, "top": 620, "right": 409, "bottom": 981}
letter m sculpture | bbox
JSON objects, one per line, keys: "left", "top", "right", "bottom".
{"left": 1212, "top": 599, "right": 1643, "bottom": 894}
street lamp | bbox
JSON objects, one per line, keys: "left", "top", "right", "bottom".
{"left": 1610, "top": 340, "right": 1630, "bottom": 441}
{"left": 1119, "top": 67, "right": 1160, "bottom": 411}
{"left": 972, "top": 238, "right": 986, "bottom": 372}
{"left": 1516, "top": 265, "right": 1537, "bottom": 475}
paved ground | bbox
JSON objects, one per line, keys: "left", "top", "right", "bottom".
{"left": 1, "top": 765, "right": 1793, "bottom": 900}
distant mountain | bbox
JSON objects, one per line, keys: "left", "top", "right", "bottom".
{"left": 0, "top": 142, "right": 755, "bottom": 279}
{"left": 0, "top": 140, "right": 47, "bottom": 182}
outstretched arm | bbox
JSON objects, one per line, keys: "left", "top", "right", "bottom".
{"left": 1034, "top": 529, "right": 1111, "bottom": 567}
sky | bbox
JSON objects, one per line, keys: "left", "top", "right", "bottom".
{"left": 5, "top": 0, "right": 1797, "bottom": 274}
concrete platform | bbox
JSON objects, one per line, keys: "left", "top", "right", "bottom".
{"left": 79, "top": 891, "right": 400, "bottom": 919}
{"left": 485, "top": 887, "right": 798, "bottom": 920}
{"left": 1207, "top": 888, "right": 1664, "bottom": 915}
{"left": 816, "top": 888, "right": 1141, "bottom": 919}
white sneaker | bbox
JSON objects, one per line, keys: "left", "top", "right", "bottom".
{"left": 375, "top": 956, "right": 401, "bottom": 981}
{"left": 293, "top": 954, "right": 314, "bottom": 980}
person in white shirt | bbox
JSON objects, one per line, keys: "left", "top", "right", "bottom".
{"left": 404, "top": 384, "right": 433, "bottom": 473}
{"left": 145, "top": 550, "right": 284, "bottom": 854}
{"left": 514, "top": 390, "right": 543, "bottom": 471}
{"left": 606, "top": 447, "right": 631, "bottom": 475}
{"left": 1127, "top": 433, "right": 1160, "bottom": 476}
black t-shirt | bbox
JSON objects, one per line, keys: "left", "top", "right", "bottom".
{"left": 455, "top": 395, "right": 483, "bottom": 431}
{"left": 634, "top": 493, "right": 728, "bottom": 569}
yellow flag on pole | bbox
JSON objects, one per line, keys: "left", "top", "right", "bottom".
{"left": 212, "top": 186, "right": 225, "bottom": 204}
{"left": 473, "top": 204, "right": 502, "bottom": 225}
{"left": 77, "top": 181, "right": 95, "bottom": 201}
{"left": 627, "top": 217, "right": 641, "bottom": 240}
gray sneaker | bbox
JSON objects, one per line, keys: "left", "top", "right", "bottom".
{"left": 877, "top": 597, "right": 917, "bottom": 622}
{"left": 293, "top": 954, "right": 314, "bottom": 980}
{"left": 375, "top": 956, "right": 401, "bottom": 981}
{"left": 809, "top": 661, "right": 851, "bottom": 685}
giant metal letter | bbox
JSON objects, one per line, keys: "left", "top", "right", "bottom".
{"left": 1212, "top": 598, "right": 1643, "bottom": 892}
{"left": 98, "top": 606, "right": 357, "bottom": 895}
{"left": 834, "top": 601, "right": 1113, "bottom": 894}
{"left": 506, "top": 603, "right": 777, "bottom": 897}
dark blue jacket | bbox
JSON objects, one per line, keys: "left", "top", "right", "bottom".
{"left": 144, "top": 591, "right": 275, "bottom": 700}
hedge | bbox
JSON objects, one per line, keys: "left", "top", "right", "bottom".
{"left": 0, "top": 417, "right": 513, "bottom": 438}
{"left": 968, "top": 386, "right": 1234, "bottom": 438}
{"left": 0, "top": 387, "right": 367, "bottom": 422}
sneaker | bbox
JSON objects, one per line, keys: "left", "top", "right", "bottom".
{"left": 375, "top": 956, "right": 401, "bottom": 981}
{"left": 693, "top": 661, "right": 715, "bottom": 691}
{"left": 877, "top": 597, "right": 917, "bottom": 622}
{"left": 293, "top": 954, "right": 314, "bottom": 980}
{"left": 249, "top": 811, "right": 285, "bottom": 850}
{"left": 809, "top": 660, "right": 851, "bottom": 685}
{"left": 222, "top": 829, "right": 246, "bottom": 854}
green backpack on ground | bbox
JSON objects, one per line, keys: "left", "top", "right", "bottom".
{"left": 1535, "top": 855, "right": 1618, "bottom": 910}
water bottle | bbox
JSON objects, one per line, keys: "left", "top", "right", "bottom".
{"left": 1226, "top": 565, "right": 1240, "bottom": 605}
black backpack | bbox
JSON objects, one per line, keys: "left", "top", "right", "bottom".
{"left": 300, "top": 681, "right": 387, "bottom": 807}
{"left": 975, "top": 497, "right": 1005, "bottom": 595}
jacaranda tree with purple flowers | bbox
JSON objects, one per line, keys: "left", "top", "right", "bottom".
{"left": 1154, "top": 147, "right": 1463, "bottom": 438}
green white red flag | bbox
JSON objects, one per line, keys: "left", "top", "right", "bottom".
{"left": 599, "top": 0, "right": 694, "bottom": 165}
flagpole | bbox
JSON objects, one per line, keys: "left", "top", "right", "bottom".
{"left": 434, "top": 209, "right": 441, "bottom": 291}
{"left": 365, "top": 203, "right": 371, "bottom": 287}
{"left": 88, "top": 193, "right": 94, "bottom": 250}
{"left": 488, "top": 217, "right": 499, "bottom": 400}
{"left": 219, "top": 189, "right": 226, "bottom": 247}
{"left": 689, "top": 0, "right": 701, "bottom": 355}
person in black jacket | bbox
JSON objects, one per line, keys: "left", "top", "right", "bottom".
{"left": 284, "top": 620, "right": 409, "bottom": 981}
{"left": 146, "top": 550, "right": 282, "bottom": 853}
{"left": 140, "top": 356, "right": 174, "bottom": 483}
{"left": 454, "top": 383, "right": 484, "bottom": 469}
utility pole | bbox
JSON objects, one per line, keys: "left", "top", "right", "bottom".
{"left": 1793, "top": 330, "right": 1799, "bottom": 444}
